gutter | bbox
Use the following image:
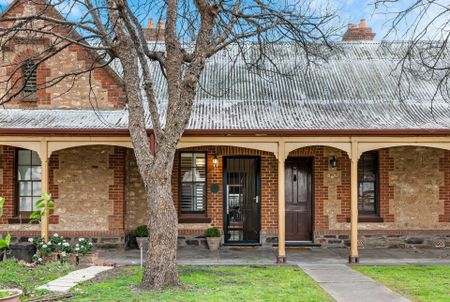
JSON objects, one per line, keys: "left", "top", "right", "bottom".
{"left": 1, "top": 128, "right": 450, "bottom": 136}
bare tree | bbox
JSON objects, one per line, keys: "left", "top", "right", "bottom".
{"left": 0, "top": 0, "right": 340, "bottom": 289}
{"left": 374, "top": 0, "right": 450, "bottom": 101}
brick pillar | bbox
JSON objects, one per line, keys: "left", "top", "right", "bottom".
{"left": 108, "top": 147, "right": 126, "bottom": 230}
{"left": 0, "top": 146, "right": 15, "bottom": 222}
{"left": 439, "top": 150, "right": 450, "bottom": 222}
{"left": 379, "top": 149, "right": 394, "bottom": 222}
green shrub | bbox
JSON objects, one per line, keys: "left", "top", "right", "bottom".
{"left": 205, "top": 227, "right": 220, "bottom": 237}
{"left": 134, "top": 225, "right": 149, "bottom": 237}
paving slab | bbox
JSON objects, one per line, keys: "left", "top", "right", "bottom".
{"left": 38, "top": 266, "right": 113, "bottom": 293}
{"left": 298, "top": 264, "right": 410, "bottom": 302}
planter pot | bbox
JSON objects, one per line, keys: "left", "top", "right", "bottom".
{"left": 61, "top": 254, "right": 77, "bottom": 265}
{"left": 9, "top": 243, "right": 36, "bottom": 263}
{"left": 42, "top": 252, "right": 60, "bottom": 263}
{"left": 206, "top": 237, "right": 221, "bottom": 251}
{"left": 0, "top": 289, "right": 22, "bottom": 302}
{"left": 77, "top": 252, "right": 98, "bottom": 266}
{"left": 136, "top": 237, "right": 149, "bottom": 250}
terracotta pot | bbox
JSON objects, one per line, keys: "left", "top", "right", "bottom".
{"left": 63, "top": 254, "right": 77, "bottom": 265}
{"left": 206, "top": 237, "right": 221, "bottom": 251}
{"left": 0, "top": 289, "right": 22, "bottom": 302}
{"left": 77, "top": 252, "right": 98, "bottom": 266}
{"left": 42, "top": 252, "right": 59, "bottom": 263}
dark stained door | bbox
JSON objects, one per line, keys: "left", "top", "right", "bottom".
{"left": 285, "top": 158, "right": 312, "bottom": 241}
{"left": 224, "top": 157, "right": 260, "bottom": 243}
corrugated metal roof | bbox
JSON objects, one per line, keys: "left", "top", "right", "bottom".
{"left": 1, "top": 41, "right": 450, "bottom": 132}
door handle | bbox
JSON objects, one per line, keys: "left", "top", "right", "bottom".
{"left": 253, "top": 196, "right": 259, "bottom": 204}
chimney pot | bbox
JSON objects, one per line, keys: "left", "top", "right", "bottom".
{"left": 359, "top": 19, "right": 366, "bottom": 28}
{"left": 148, "top": 19, "right": 154, "bottom": 28}
{"left": 342, "top": 18, "right": 375, "bottom": 41}
{"left": 157, "top": 20, "right": 165, "bottom": 29}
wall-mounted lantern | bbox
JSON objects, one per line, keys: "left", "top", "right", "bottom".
{"left": 212, "top": 153, "right": 219, "bottom": 168}
{"left": 329, "top": 156, "right": 337, "bottom": 168}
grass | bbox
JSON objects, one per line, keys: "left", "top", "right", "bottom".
{"left": 71, "top": 266, "right": 333, "bottom": 302}
{"left": 0, "top": 259, "right": 75, "bottom": 300}
{"left": 354, "top": 265, "right": 450, "bottom": 302}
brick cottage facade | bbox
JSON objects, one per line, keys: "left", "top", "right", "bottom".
{"left": 0, "top": 0, "right": 450, "bottom": 262}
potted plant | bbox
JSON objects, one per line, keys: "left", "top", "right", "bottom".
{"left": 0, "top": 197, "right": 11, "bottom": 261}
{"left": 205, "top": 227, "right": 221, "bottom": 251}
{"left": 134, "top": 225, "right": 149, "bottom": 250}
{"left": 75, "top": 238, "right": 96, "bottom": 266}
{"left": 0, "top": 289, "right": 22, "bottom": 302}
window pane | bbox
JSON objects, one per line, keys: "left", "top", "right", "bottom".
{"left": 180, "top": 152, "right": 206, "bottom": 213}
{"left": 19, "top": 197, "right": 33, "bottom": 212}
{"left": 18, "top": 166, "right": 31, "bottom": 180}
{"left": 193, "top": 183, "right": 205, "bottom": 211}
{"left": 32, "top": 151, "right": 41, "bottom": 165}
{"left": 31, "top": 166, "right": 41, "bottom": 180}
{"left": 32, "top": 181, "right": 41, "bottom": 196}
{"left": 18, "top": 150, "right": 31, "bottom": 165}
{"left": 19, "top": 182, "right": 32, "bottom": 196}
{"left": 181, "top": 184, "right": 193, "bottom": 211}
{"left": 194, "top": 153, "right": 206, "bottom": 167}
{"left": 358, "top": 151, "right": 378, "bottom": 214}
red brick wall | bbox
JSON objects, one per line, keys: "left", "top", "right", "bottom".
{"left": 48, "top": 153, "right": 59, "bottom": 224}
{"left": 108, "top": 147, "right": 126, "bottom": 230}
{"left": 173, "top": 146, "right": 278, "bottom": 235}
{"left": 0, "top": 146, "right": 15, "bottom": 222}
{"left": 439, "top": 152, "right": 450, "bottom": 222}
{"left": 378, "top": 149, "right": 395, "bottom": 222}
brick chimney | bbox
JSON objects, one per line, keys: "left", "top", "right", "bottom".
{"left": 143, "top": 19, "right": 165, "bottom": 42}
{"left": 342, "top": 19, "right": 375, "bottom": 41}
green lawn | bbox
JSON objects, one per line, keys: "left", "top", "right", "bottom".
{"left": 354, "top": 265, "right": 450, "bottom": 302}
{"left": 72, "top": 266, "right": 332, "bottom": 302}
{"left": 0, "top": 259, "right": 75, "bottom": 300}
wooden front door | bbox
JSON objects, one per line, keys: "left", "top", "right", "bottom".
{"left": 285, "top": 158, "right": 312, "bottom": 241}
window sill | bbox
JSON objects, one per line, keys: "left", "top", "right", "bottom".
{"left": 178, "top": 217, "right": 211, "bottom": 224}
{"left": 346, "top": 216, "right": 384, "bottom": 223}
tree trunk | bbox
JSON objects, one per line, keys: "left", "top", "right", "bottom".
{"left": 140, "top": 167, "right": 180, "bottom": 290}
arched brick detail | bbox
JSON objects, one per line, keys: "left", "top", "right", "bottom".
{"left": 6, "top": 48, "right": 51, "bottom": 106}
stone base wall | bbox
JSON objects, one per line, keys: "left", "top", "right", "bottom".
{"left": 315, "top": 231, "right": 450, "bottom": 248}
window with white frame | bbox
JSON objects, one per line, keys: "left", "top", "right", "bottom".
{"left": 16, "top": 149, "right": 41, "bottom": 212}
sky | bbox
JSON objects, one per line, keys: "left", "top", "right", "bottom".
{"left": 0, "top": 0, "right": 444, "bottom": 41}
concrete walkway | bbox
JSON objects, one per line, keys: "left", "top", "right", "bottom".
{"left": 98, "top": 246, "right": 450, "bottom": 266}
{"left": 37, "top": 266, "right": 113, "bottom": 292}
{"left": 299, "top": 264, "right": 410, "bottom": 302}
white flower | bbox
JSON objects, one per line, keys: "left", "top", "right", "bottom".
{"left": 76, "top": 243, "right": 79, "bottom": 247}
{"left": 75, "top": 247, "right": 79, "bottom": 251}
{"left": 38, "top": 258, "right": 43, "bottom": 262}
{"left": 28, "top": 238, "right": 33, "bottom": 243}
{"left": 61, "top": 252, "right": 67, "bottom": 257}
{"left": 58, "top": 242, "right": 62, "bottom": 246}
{"left": 79, "top": 238, "right": 85, "bottom": 241}
{"left": 63, "top": 242, "right": 70, "bottom": 247}
{"left": 42, "top": 244, "right": 47, "bottom": 248}
{"left": 47, "top": 242, "right": 52, "bottom": 245}
{"left": 53, "top": 233, "right": 59, "bottom": 237}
